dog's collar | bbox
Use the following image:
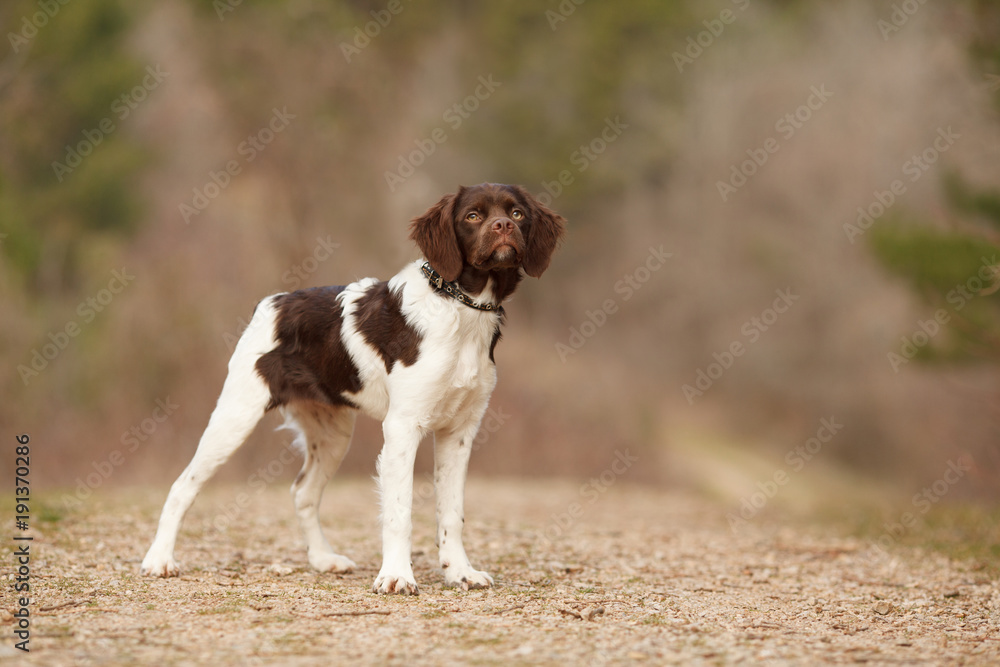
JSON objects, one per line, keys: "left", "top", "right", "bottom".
{"left": 420, "top": 262, "right": 503, "bottom": 313}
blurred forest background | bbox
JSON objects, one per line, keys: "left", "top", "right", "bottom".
{"left": 2, "top": 0, "right": 1000, "bottom": 507}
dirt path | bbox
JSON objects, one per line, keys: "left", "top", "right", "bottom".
{"left": 3, "top": 479, "right": 998, "bottom": 665}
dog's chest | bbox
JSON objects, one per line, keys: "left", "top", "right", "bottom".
{"left": 339, "top": 271, "right": 500, "bottom": 425}
{"left": 426, "top": 318, "right": 497, "bottom": 422}
{"left": 403, "top": 297, "right": 498, "bottom": 427}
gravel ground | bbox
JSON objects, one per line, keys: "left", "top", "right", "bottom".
{"left": 3, "top": 478, "right": 998, "bottom": 666}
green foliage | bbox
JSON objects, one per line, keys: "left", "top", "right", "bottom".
{"left": 869, "top": 225, "right": 1000, "bottom": 293}
{"left": 944, "top": 172, "right": 1000, "bottom": 231}
{"left": 870, "top": 222, "right": 1000, "bottom": 363}
{"left": 919, "top": 504, "right": 1000, "bottom": 575}
{"left": 867, "top": 8, "right": 1000, "bottom": 366}
{"left": 969, "top": 0, "right": 1000, "bottom": 104}
{"left": 36, "top": 498, "right": 65, "bottom": 524}
{"left": 854, "top": 503, "right": 1000, "bottom": 576}
{"left": 0, "top": 0, "right": 147, "bottom": 293}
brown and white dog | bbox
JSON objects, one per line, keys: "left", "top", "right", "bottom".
{"left": 141, "top": 183, "right": 566, "bottom": 594}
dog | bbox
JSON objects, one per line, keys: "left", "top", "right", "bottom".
{"left": 140, "top": 183, "right": 566, "bottom": 594}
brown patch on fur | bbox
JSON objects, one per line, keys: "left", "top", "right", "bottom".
{"left": 353, "top": 282, "right": 422, "bottom": 372}
{"left": 255, "top": 286, "right": 362, "bottom": 410}
{"left": 489, "top": 324, "right": 502, "bottom": 363}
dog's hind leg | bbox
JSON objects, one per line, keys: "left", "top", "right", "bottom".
{"left": 141, "top": 297, "right": 279, "bottom": 577}
{"left": 283, "top": 401, "right": 357, "bottom": 573}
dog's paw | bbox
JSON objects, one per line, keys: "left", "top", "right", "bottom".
{"left": 140, "top": 553, "right": 180, "bottom": 578}
{"left": 444, "top": 566, "right": 494, "bottom": 591}
{"left": 372, "top": 572, "right": 419, "bottom": 595}
{"left": 309, "top": 551, "right": 356, "bottom": 574}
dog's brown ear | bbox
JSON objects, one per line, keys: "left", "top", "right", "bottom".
{"left": 516, "top": 187, "right": 566, "bottom": 278}
{"left": 409, "top": 193, "right": 462, "bottom": 282}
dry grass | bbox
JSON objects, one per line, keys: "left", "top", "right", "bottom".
{"left": 2, "top": 478, "right": 999, "bottom": 665}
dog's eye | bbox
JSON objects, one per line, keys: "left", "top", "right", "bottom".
{"left": 511, "top": 209, "right": 524, "bottom": 220}
{"left": 466, "top": 212, "right": 480, "bottom": 222}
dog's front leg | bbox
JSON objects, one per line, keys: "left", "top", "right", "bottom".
{"left": 372, "top": 417, "right": 421, "bottom": 595}
{"left": 434, "top": 428, "right": 493, "bottom": 590}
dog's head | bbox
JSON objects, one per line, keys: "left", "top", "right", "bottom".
{"left": 409, "top": 183, "right": 566, "bottom": 283}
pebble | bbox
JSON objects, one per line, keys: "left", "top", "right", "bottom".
{"left": 873, "top": 601, "right": 893, "bottom": 615}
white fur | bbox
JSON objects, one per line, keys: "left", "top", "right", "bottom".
{"left": 141, "top": 261, "right": 500, "bottom": 594}
{"left": 141, "top": 295, "right": 281, "bottom": 577}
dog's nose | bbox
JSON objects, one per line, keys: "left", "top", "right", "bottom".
{"left": 491, "top": 218, "right": 515, "bottom": 234}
